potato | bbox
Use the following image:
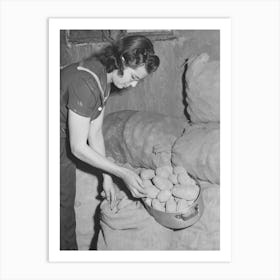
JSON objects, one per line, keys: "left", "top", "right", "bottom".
{"left": 176, "top": 199, "right": 191, "bottom": 212}
{"left": 165, "top": 197, "right": 177, "bottom": 213}
{"left": 172, "top": 184, "right": 200, "bottom": 201}
{"left": 157, "top": 190, "right": 172, "bottom": 203}
{"left": 140, "top": 168, "right": 156, "bottom": 180}
{"left": 155, "top": 165, "right": 173, "bottom": 178}
{"left": 142, "top": 179, "right": 154, "bottom": 188}
{"left": 145, "top": 185, "right": 160, "bottom": 199}
{"left": 173, "top": 166, "right": 187, "bottom": 175}
{"left": 168, "top": 174, "right": 178, "bottom": 185}
{"left": 177, "top": 172, "right": 196, "bottom": 185}
{"left": 144, "top": 197, "right": 152, "bottom": 207}
{"left": 152, "top": 176, "right": 173, "bottom": 190}
{"left": 152, "top": 199, "right": 165, "bottom": 212}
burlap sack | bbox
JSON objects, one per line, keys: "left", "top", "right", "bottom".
{"left": 97, "top": 180, "right": 220, "bottom": 250}
{"left": 97, "top": 162, "right": 173, "bottom": 250}
{"left": 185, "top": 53, "right": 220, "bottom": 123}
{"left": 102, "top": 110, "right": 136, "bottom": 164}
{"left": 171, "top": 181, "right": 220, "bottom": 250}
{"left": 103, "top": 110, "right": 187, "bottom": 169}
{"left": 97, "top": 198, "right": 173, "bottom": 250}
{"left": 172, "top": 122, "right": 220, "bottom": 184}
{"left": 97, "top": 163, "right": 219, "bottom": 250}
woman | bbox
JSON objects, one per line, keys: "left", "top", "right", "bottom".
{"left": 60, "top": 35, "right": 160, "bottom": 250}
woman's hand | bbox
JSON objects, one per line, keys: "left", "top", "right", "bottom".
{"left": 120, "top": 168, "right": 147, "bottom": 198}
{"left": 103, "top": 176, "right": 116, "bottom": 209}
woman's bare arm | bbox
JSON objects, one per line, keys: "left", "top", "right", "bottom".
{"left": 87, "top": 110, "right": 116, "bottom": 203}
{"left": 68, "top": 109, "right": 145, "bottom": 197}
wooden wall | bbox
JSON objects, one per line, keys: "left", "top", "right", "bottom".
{"left": 60, "top": 30, "right": 219, "bottom": 120}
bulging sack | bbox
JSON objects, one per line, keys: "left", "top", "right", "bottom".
{"left": 102, "top": 110, "right": 136, "bottom": 164}
{"left": 172, "top": 123, "right": 220, "bottom": 184}
{"left": 97, "top": 197, "right": 173, "bottom": 250}
{"left": 103, "top": 110, "right": 187, "bottom": 169}
{"left": 98, "top": 181, "right": 220, "bottom": 250}
{"left": 185, "top": 53, "right": 220, "bottom": 123}
{"left": 171, "top": 181, "right": 220, "bottom": 250}
{"left": 97, "top": 163, "right": 173, "bottom": 250}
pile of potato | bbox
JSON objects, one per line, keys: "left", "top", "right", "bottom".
{"left": 140, "top": 165, "right": 200, "bottom": 213}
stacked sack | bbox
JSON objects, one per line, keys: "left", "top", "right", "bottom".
{"left": 168, "top": 52, "right": 221, "bottom": 249}
{"left": 172, "top": 53, "right": 220, "bottom": 184}
{"left": 103, "top": 110, "right": 187, "bottom": 169}
{"left": 172, "top": 122, "right": 220, "bottom": 184}
{"left": 185, "top": 53, "right": 220, "bottom": 123}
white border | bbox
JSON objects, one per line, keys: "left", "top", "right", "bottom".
{"left": 49, "top": 18, "right": 231, "bottom": 262}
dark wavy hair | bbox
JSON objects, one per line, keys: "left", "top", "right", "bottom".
{"left": 93, "top": 35, "right": 160, "bottom": 75}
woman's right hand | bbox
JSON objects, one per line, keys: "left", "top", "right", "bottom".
{"left": 119, "top": 168, "right": 147, "bottom": 198}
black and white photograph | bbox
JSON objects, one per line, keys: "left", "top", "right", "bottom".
{"left": 50, "top": 18, "right": 231, "bottom": 259}
{"left": 1, "top": 0, "right": 280, "bottom": 279}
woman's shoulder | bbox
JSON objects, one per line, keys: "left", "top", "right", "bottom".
{"left": 81, "top": 57, "right": 106, "bottom": 79}
{"left": 61, "top": 56, "right": 106, "bottom": 78}
{"left": 79, "top": 57, "right": 107, "bottom": 91}
{"left": 61, "top": 58, "right": 107, "bottom": 99}
{"left": 61, "top": 62, "right": 89, "bottom": 85}
{"left": 61, "top": 62, "right": 95, "bottom": 83}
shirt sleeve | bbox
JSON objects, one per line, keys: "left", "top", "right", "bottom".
{"left": 67, "top": 77, "right": 99, "bottom": 118}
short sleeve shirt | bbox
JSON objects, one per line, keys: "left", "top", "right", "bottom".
{"left": 60, "top": 58, "right": 110, "bottom": 138}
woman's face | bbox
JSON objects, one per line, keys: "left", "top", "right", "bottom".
{"left": 111, "top": 65, "right": 148, "bottom": 89}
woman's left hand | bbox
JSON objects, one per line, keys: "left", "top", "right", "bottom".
{"left": 103, "top": 176, "right": 116, "bottom": 209}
